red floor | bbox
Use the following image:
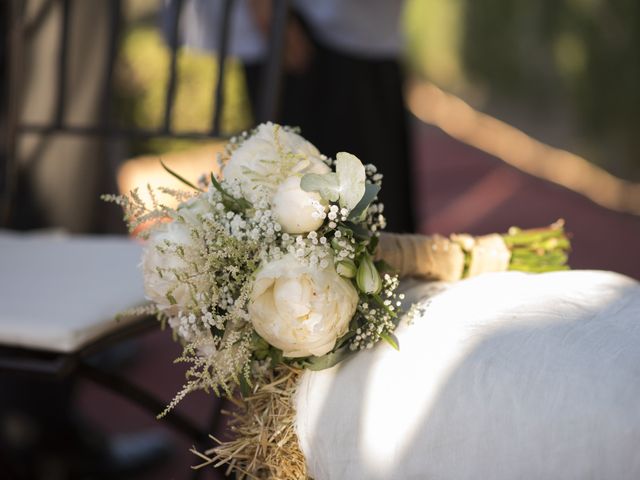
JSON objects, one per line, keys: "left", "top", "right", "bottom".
{"left": 413, "top": 121, "right": 640, "bottom": 280}
{"left": 76, "top": 119, "right": 640, "bottom": 479}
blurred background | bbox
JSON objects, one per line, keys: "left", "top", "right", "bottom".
{"left": 1, "top": 0, "right": 639, "bottom": 478}
{"left": 4, "top": 0, "right": 639, "bottom": 259}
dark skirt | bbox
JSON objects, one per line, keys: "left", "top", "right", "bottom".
{"left": 245, "top": 35, "right": 415, "bottom": 233}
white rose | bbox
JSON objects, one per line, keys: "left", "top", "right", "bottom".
{"left": 248, "top": 254, "right": 359, "bottom": 358}
{"left": 222, "top": 122, "right": 329, "bottom": 202}
{"left": 141, "top": 221, "right": 193, "bottom": 312}
{"left": 272, "top": 175, "right": 327, "bottom": 234}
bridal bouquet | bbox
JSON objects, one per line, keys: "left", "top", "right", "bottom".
{"left": 106, "top": 122, "right": 570, "bottom": 478}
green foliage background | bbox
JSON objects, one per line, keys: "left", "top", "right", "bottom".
{"left": 404, "top": 0, "right": 640, "bottom": 180}
{"left": 114, "top": 24, "right": 252, "bottom": 155}
{"left": 115, "top": 1, "right": 639, "bottom": 180}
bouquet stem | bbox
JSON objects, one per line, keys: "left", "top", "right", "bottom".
{"left": 501, "top": 219, "right": 570, "bottom": 273}
{"left": 193, "top": 366, "right": 306, "bottom": 480}
{"left": 376, "top": 219, "right": 570, "bottom": 281}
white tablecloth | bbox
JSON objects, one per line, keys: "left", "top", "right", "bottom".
{"left": 0, "top": 230, "right": 146, "bottom": 353}
{"left": 296, "top": 270, "right": 640, "bottom": 479}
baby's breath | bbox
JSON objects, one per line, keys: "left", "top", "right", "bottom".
{"left": 107, "top": 123, "right": 402, "bottom": 416}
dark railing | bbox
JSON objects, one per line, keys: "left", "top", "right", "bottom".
{"left": 0, "top": 2, "right": 290, "bottom": 476}
{"left": 0, "top": 0, "right": 290, "bottom": 225}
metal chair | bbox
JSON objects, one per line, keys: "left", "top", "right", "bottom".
{"left": 0, "top": 0, "right": 289, "bottom": 476}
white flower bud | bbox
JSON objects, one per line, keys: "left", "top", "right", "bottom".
{"left": 336, "top": 259, "right": 357, "bottom": 278}
{"left": 272, "top": 176, "right": 327, "bottom": 234}
{"left": 356, "top": 253, "right": 382, "bottom": 294}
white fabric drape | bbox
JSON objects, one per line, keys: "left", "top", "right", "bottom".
{"left": 296, "top": 270, "right": 640, "bottom": 479}
{"left": 0, "top": 231, "right": 145, "bottom": 352}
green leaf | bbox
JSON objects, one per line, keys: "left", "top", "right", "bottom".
{"left": 343, "top": 221, "right": 371, "bottom": 240}
{"left": 338, "top": 325, "right": 358, "bottom": 346}
{"left": 209, "top": 173, "right": 252, "bottom": 212}
{"left": 210, "top": 324, "right": 225, "bottom": 341}
{"left": 380, "top": 332, "right": 400, "bottom": 351}
{"left": 160, "top": 160, "right": 203, "bottom": 191}
{"left": 252, "top": 334, "right": 270, "bottom": 360}
{"left": 304, "top": 346, "right": 355, "bottom": 371}
{"left": 372, "top": 292, "right": 398, "bottom": 319}
{"left": 166, "top": 292, "right": 177, "bottom": 305}
{"left": 269, "top": 347, "right": 283, "bottom": 367}
{"left": 238, "top": 375, "right": 252, "bottom": 396}
{"left": 348, "top": 183, "right": 381, "bottom": 221}
{"left": 209, "top": 172, "right": 225, "bottom": 194}
{"left": 368, "top": 233, "right": 380, "bottom": 254}
{"left": 300, "top": 172, "right": 340, "bottom": 202}
{"left": 251, "top": 333, "right": 270, "bottom": 350}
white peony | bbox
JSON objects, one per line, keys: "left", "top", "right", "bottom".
{"left": 141, "top": 221, "right": 193, "bottom": 312}
{"left": 222, "top": 122, "right": 329, "bottom": 203}
{"left": 176, "top": 193, "right": 211, "bottom": 225}
{"left": 272, "top": 175, "right": 326, "bottom": 234}
{"left": 248, "top": 254, "right": 359, "bottom": 358}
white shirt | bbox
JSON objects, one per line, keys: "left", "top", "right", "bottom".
{"left": 294, "top": 0, "right": 405, "bottom": 58}
{"left": 180, "top": 0, "right": 405, "bottom": 61}
{"left": 181, "top": 0, "right": 266, "bottom": 62}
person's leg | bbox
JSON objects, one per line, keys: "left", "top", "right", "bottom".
{"left": 279, "top": 42, "right": 416, "bottom": 233}
{"left": 243, "top": 16, "right": 415, "bottom": 233}
{"left": 243, "top": 62, "right": 262, "bottom": 122}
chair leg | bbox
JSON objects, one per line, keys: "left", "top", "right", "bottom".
{"left": 78, "top": 361, "right": 232, "bottom": 477}
{"left": 77, "top": 360, "right": 204, "bottom": 440}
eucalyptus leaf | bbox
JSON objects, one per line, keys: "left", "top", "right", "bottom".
{"left": 344, "top": 221, "right": 371, "bottom": 240}
{"left": 305, "top": 346, "right": 355, "bottom": 371}
{"left": 349, "top": 183, "right": 381, "bottom": 221}
{"left": 338, "top": 327, "right": 357, "bottom": 347}
{"left": 335, "top": 152, "right": 366, "bottom": 210}
{"left": 300, "top": 172, "right": 340, "bottom": 202}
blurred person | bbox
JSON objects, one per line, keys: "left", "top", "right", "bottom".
{"left": 180, "top": 0, "right": 415, "bottom": 232}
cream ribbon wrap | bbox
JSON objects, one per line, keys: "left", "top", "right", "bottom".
{"left": 375, "top": 232, "right": 512, "bottom": 281}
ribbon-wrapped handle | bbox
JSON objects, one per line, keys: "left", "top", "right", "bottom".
{"left": 375, "top": 232, "right": 511, "bottom": 281}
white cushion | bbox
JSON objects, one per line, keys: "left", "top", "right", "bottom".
{"left": 296, "top": 270, "right": 640, "bottom": 480}
{"left": 0, "top": 230, "right": 146, "bottom": 353}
